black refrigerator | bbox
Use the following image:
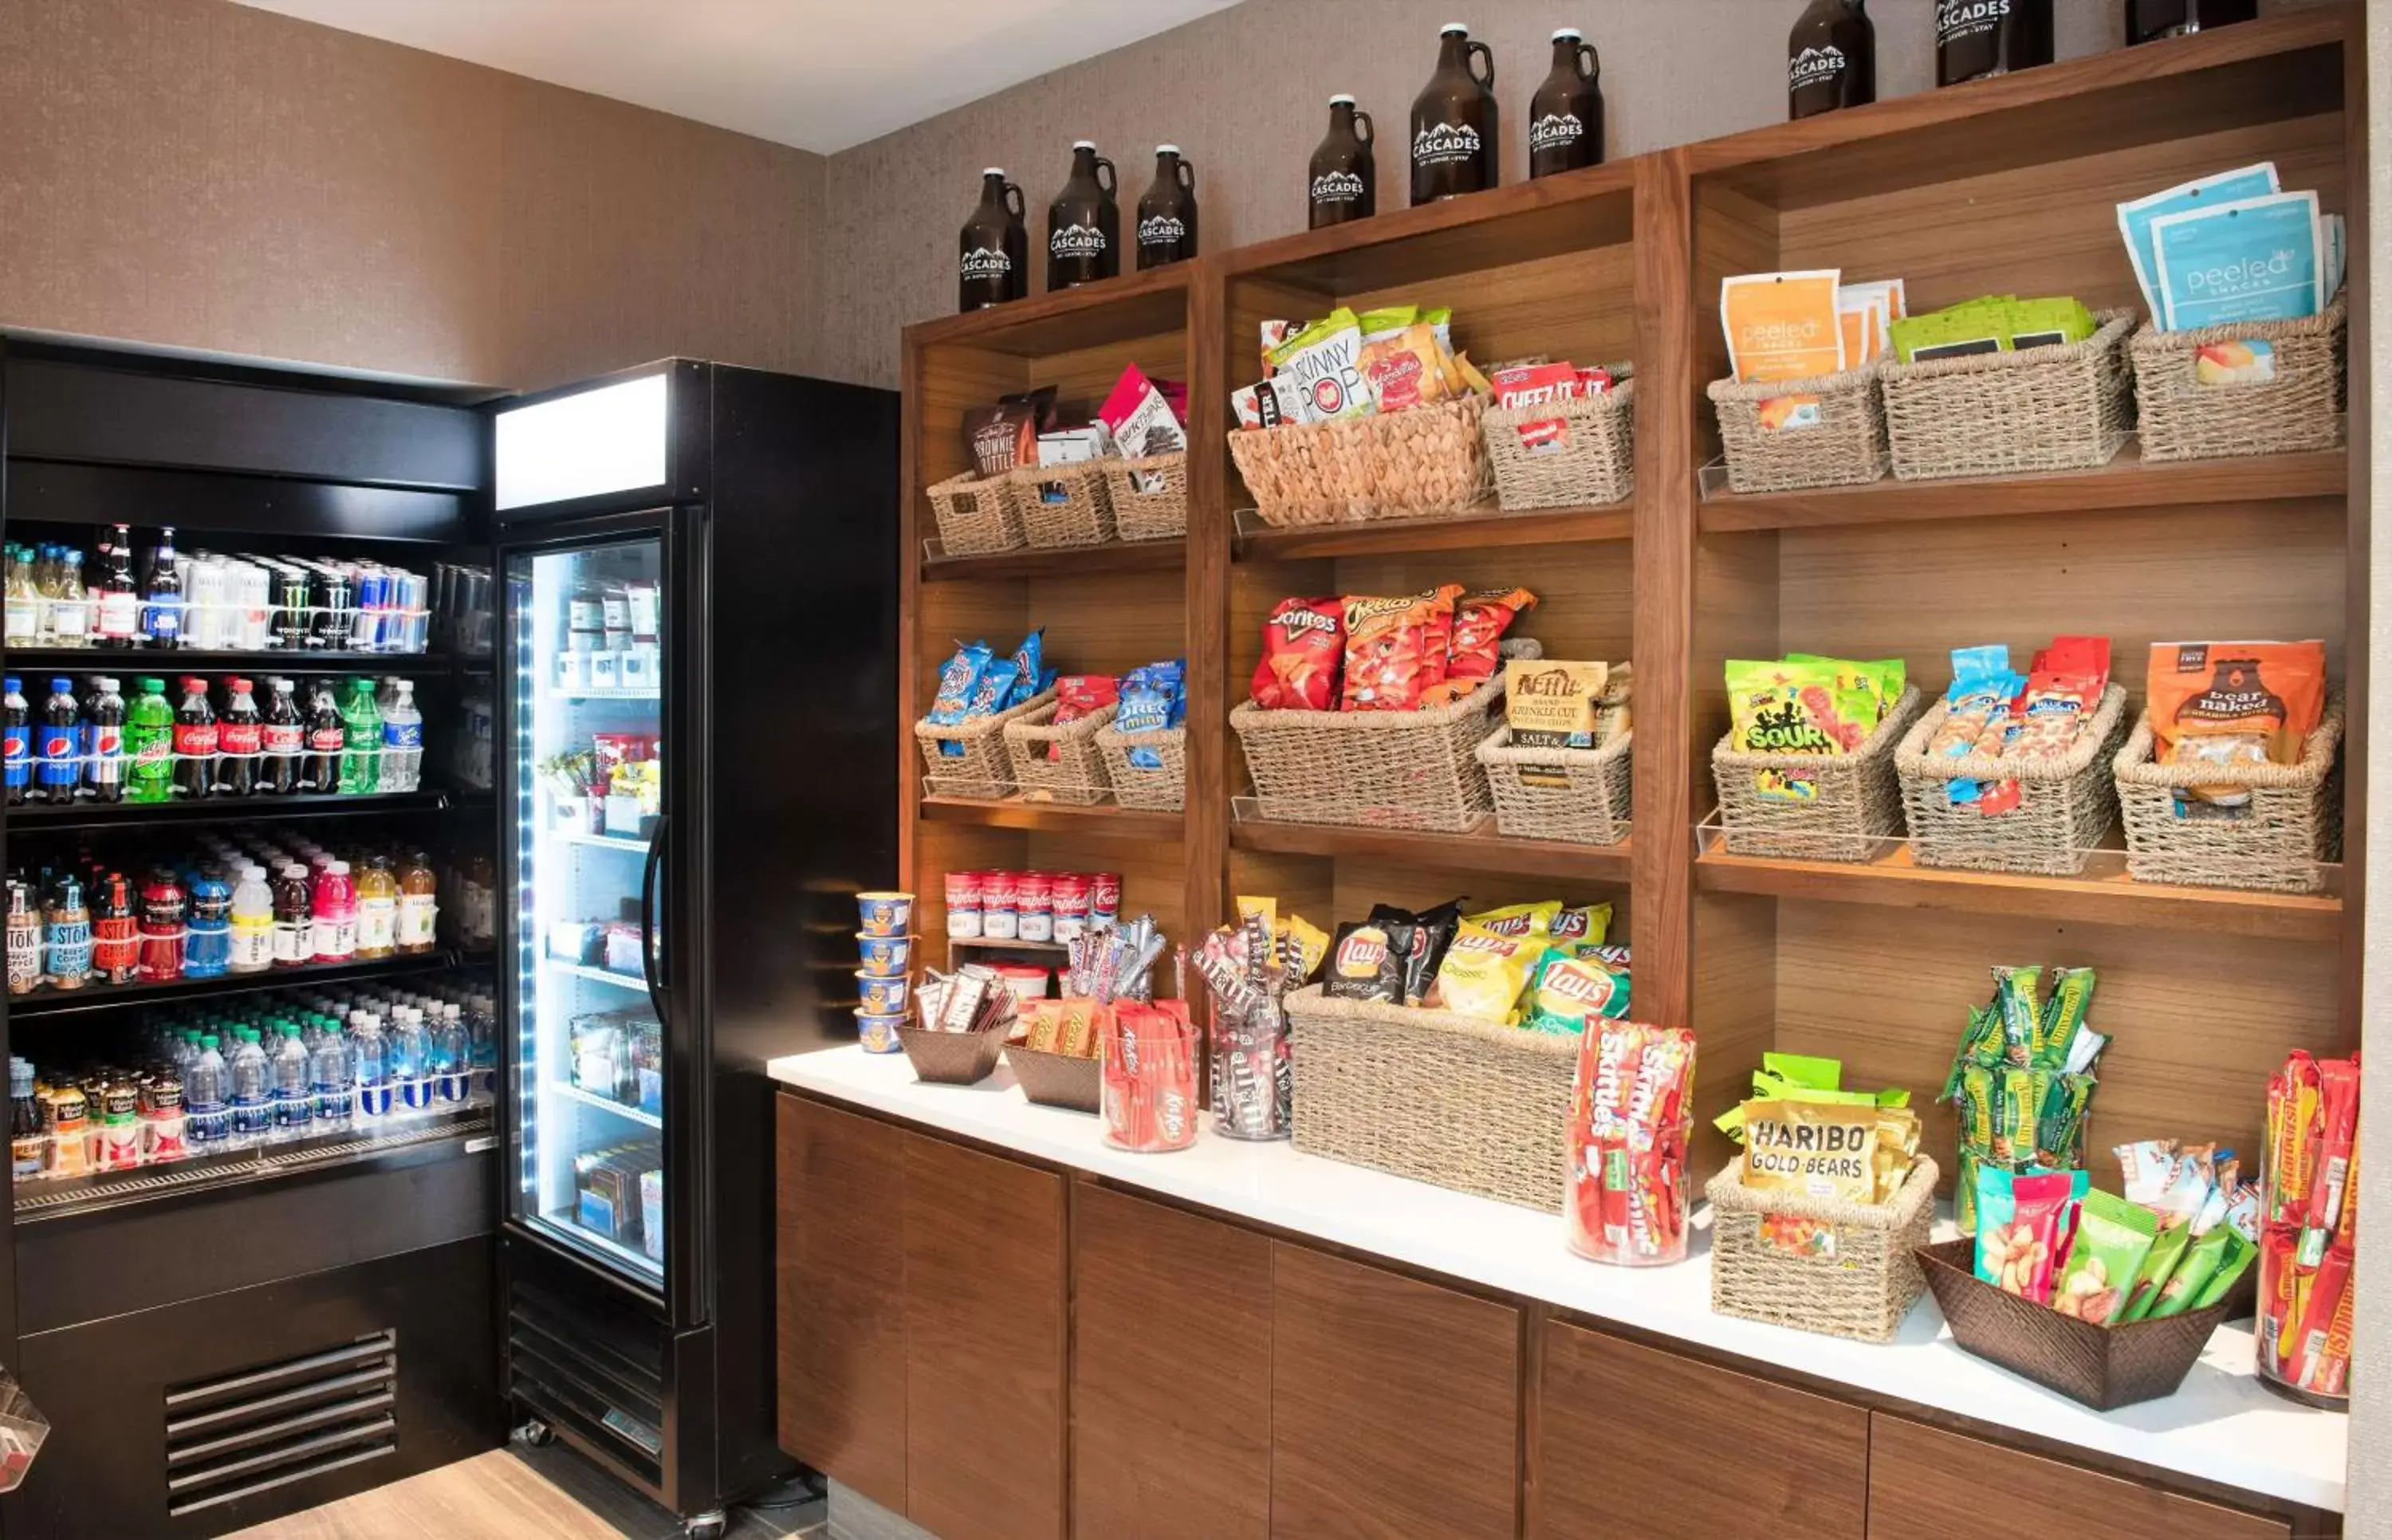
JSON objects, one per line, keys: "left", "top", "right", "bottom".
{"left": 488, "top": 359, "right": 895, "bottom": 1534}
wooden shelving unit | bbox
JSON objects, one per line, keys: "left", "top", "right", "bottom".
{"left": 1230, "top": 818, "right": 1631, "bottom": 885}
{"left": 921, "top": 536, "right": 1184, "bottom": 583}
{"left": 919, "top": 794, "right": 1183, "bottom": 843}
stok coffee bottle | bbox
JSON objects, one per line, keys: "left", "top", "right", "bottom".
{"left": 1308, "top": 95, "right": 1376, "bottom": 228}
{"left": 1135, "top": 146, "right": 1198, "bottom": 269}
{"left": 1047, "top": 140, "right": 1119, "bottom": 291}
{"left": 958, "top": 168, "right": 1028, "bottom": 312}
{"left": 2127, "top": 0, "right": 2256, "bottom": 43}
{"left": 1529, "top": 28, "right": 1604, "bottom": 178}
{"left": 1410, "top": 22, "right": 1498, "bottom": 205}
{"left": 1788, "top": 0, "right": 1875, "bottom": 120}
{"left": 1937, "top": 0, "right": 2052, "bottom": 85}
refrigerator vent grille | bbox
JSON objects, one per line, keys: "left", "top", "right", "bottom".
{"left": 162, "top": 1331, "right": 399, "bottom": 1516}
{"left": 507, "top": 1275, "right": 666, "bottom": 1491}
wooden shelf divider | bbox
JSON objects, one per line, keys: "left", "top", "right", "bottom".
{"left": 1229, "top": 819, "right": 1631, "bottom": 885}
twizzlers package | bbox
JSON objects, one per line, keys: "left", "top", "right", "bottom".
{"left": 1250, "top": 597, "right": 1345, "bottom": 711}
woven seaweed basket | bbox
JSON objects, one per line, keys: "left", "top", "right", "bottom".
{"left": 1282, "top": 985, "right": 1577, "bottom": 1212}
{"left": 1708, "top": 366, "right": 1886, "bottom": 494}
{"left": 897, "top": 1024, "right": 1008, "bottom": 1086}
{"left": 1001, "top": 701, "right": 1115, "bottom": 807}
{"left": 1232, "top": 678, "right": 1504, "bottom": 834}
{"left": 1475, "top": 725, "right": 1632, "bottom": 847}
{"left": 1227, "top": 395, "right": 1489, "bottom": 527}
{"left": 1009, "top": 461, "right": 1117, "bottom": 549}
{"left": 1093, "top": 723, "right": 1186, "bottom": 813}
{"left": 1103, "top": 452, "right": 1190, "bottom": 542}
{"left": 1879, "top": 309, "right": 2136, "bottom": 481}
{"left": 1707, "top": 1155, "right": 1939, "bottom": 1344}
{"left": 1481, "top": 369, "right": 1635, "bottom": 511}
{"left": 1005, "top": 1043, "right": 1100, "bottom": 1113}
{"left": 912, "top": 687, "right": 1057, "bottom": 800}
{"left": 925, "top": 470, "right": 1026, "bottom": 556}
{"left": 1710, "top": 686, "right": 1923, "bottom": 862}
{"left": 2132, "top": 293, "right": 2347, "bottom": 462}
{"left": 1894, "top": 685, "right": 2130, "bottom": 876}
{"left": 2114, "top": 697, "right": 2343, "bottom": 894}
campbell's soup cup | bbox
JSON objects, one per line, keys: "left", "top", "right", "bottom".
{"left": 1017, "top": 872, "right": 1054, "bottom": 943}
{"left": 856, "top": 932, "right": 915, "bottom": 976}
{"left": 855, "top": 1009, "right": 906, "bottom": 1055}
{"left": 1050, "top": 873, "right": 1092, "bottom": 941}
{"left": 856, "top": 890, "right": 915, "bottom": 937}
{"left": 945, "top": 871, "right": 986, "bottom": 938}
{"left": 982, "top": 870, "right": 1021, "bottom": 941}
{"left": 856, "top": 971, "right": 910, "bottom": 1016}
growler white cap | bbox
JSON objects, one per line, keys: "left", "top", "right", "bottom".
{"left": 1553, "top": 27, "right": 1582, "bottom": 40}
{"left": 1072, "top": 139, "right": 1096, "bottom": 149}
{"left": 983, "top": 167, "right": 1005, "bottom": 176}
{"left": 1156, "top": 143, "right": 1180, "bottom": 155}
{"left": 1329, "top": 93, "right": 1356, "bottom": 104}
{"left": 1441, "top": 22, "right": 1469, "bottom": 33}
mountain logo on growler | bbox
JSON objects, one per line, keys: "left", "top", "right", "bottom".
{"left": 1938, "top": 0, "right": 2013, "bottom": 39}
{"left": 1789, "top": 45, "right": 1849, "bottom": 92}
{"left": 1050, "top": 223, "right": 1107, "bottom": 260}
{"left": 960, "top": 246, "right": 1013, "bottom": 281}
{"left": 1312, "top": 169, "right": 1367, "bottom": 205}
{"left": 1528, "top": 112, "right": 1585, "bottom": 155}
{"left": 1137, "top": 213, "right": 1188, "bottom": 249}
{"left": 1413, "top": 121, "right": 1481, "bottom": 167}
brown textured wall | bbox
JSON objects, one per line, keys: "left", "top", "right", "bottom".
{"left": 0, "top": 0, "right": 823, "bottom": 391}
{"left": 815, "top": 0, "right": 2336, "bottom": 389}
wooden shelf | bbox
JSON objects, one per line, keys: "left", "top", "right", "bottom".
{"left": 1230, "top": 818, "right": 1629, "bottom": 883}
{"left": 922, "top": 537, "right": 1183, "bottom": 583}
{"left": 1698, "top": 446, "right": 2347, "bottom": 534}
{"left": 909, "top": 264, "right": 1191, "bottom": 358}
{"left": 919, "top": 795, "right": 1182, "bottom": 842}
{"left": 1694, "top": 844, "right": 2340, "bottom": 942}
{"left": 1236, "top": 500, "right": 1632, "bottom": 562}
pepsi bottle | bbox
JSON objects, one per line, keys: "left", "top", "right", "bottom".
{"left": 2, "top": 678, "right": 27, "bottom": 807}
{"left": 33, "top": 678, "right": 80, "bottom": 804}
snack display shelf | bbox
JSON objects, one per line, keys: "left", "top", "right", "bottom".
{"left": 7, "top": 788, "right": 464, "bottom": 830}
{"left": 1691, "top": 821, "right": 2343, "bottom": 942}
{"left": 919, "top": 792, "right": 1182, "bottom": 841}
{"left": 1695, "top": 441, "right": 2349, "bottom": 534}
{"left": 1229, "top": 802, "right": 1630, "bottom": 883}
{"left": 1232, "top": 498, "right": 1635, "bottom": 561}
{"left": 6, "top": 950, "right": 462, "bottom": 1018}
{"left": 549, "top": 1078, "right": 662, "bottom": 1131}
{"left": 545, "top": 960, "right": 650, "bottom": 994}
{"left": 921, "top": 535, "right": 1185, "bottom": 583}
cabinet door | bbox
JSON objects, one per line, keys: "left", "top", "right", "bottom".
{"left": 1270, "top": 1242, "right": 1520, "bottom": 1539}
{"left": 903, "top": 1132, "right": 1068, "bottom": 1540}
{"left": 1072, "top": 1184, "right": 1272, "bottom": 1540}
{"left": 1867, "top": 1416, "right": 2292, "bottom": 1540}
{"left": 1532, "top": 1320, "right": 1866, "bottom": 1539}
{"left": 776, "top": 1095, "right": 908, "bottom": 1513}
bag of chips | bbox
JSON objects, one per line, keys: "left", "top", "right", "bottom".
{"left": 1440, "top": 587, "right": 1537, "bottom": 695}
{"left": 1047, "top": 674, "right": 1119, "bottom": 760}
{"left": 2147, "top": 640, "right": 2328, "bottom": 807}
{"left": 1359, "top": 322, "right": 1455, "bottom": 414}
{"left": 1269, "top": 308, "right": 1371, "bottom": 422}
{"left": 1251, "top": 597, "right": 1345, "bottom": 711}
{"left": 1462, "top": 901, "right": 1560, "bottom": 940}
{"left": 1423, "top": 925, "right": 1541, "bottom": 1022}
{"left": 1343, "top": 587, "right": 1463, "bottom": 712}
{"left": 1525, "top": 952, "right": 1631, "bottom": 1033}
{"left": 1551, "top": 902, "right": 1612, "bottom": 947}
{"left": 1322, "top": 921, "right": 1403, "bottom": 1003}
{"left": 928, "top": 642, "right": 992, "bottom": 727}
{"left": 1368, "top": 899, "right": 1463, "bottom": 1004}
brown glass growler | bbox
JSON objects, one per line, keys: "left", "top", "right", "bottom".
{"left": 1788, "top": 0, "right": 1875, "bottom": 120}
{"left": 1135, "top": 146, "right": 1198, "bottom": 269}
{"left": 1410, "top": 23, "right": 1498, "bottom": 205}
{"left": 1047, "top": 140, "right": 1119, "bottom": 291}
{"left": 1937, "top": 0, "right": 2052, "bottom": 85}
{"left": 1528, "top": 29, "right": 1603, "bottom": 178}
{"left": 2126, "top": 0, "right": 2256, "bottom": 43}
{"left": 958, "top": 168, "right": 1028, "bottom": 312}
{"left": 1309, "top": 96, "right": 1376, "bottom": 228}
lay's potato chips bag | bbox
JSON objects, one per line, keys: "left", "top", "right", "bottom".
{"left": 1424, "top": 925, "right": 1540, "bottom": 1022}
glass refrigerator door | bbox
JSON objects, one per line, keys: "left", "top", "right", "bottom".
{"left": 505, "top": 536, "right": 668, "bottom": 1289}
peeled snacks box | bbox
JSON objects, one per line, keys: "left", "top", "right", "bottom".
{"left": 1565, "top": 1022, "right": 1696, "bottom": 1267}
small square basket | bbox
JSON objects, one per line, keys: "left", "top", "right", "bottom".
{"left": 925, "top": 469, "right": 1025, "bottom": 556}
{"left": 1009, "top": 461, "right": 1117, "bottom": 549}
{"left": 1878, "top": 309, "right": 2136, "bottom": 481}
{"left": 1102, "top": 452, "right": 1190, "bottom": 542}
{"left": 1475, "top": 725, "right": 1631, "bottom": 847}
{"left": 1706, "top": 1156, "right": 1940, "bottom": 1344}
{"left": 1707, "top": 366, "right": 1887, "bottom": 495}
{"left": 913, "top": 687, "right": 1058, "bottom": 801}
{"left": 1894, "top": 686, "right": 2130, "bottom": 876}
{"left": 2133, "top": 294, "right": 2347, "bottom": 463}
{"left": 1094, "top": 723, "right": 1186, "bottom": 813}
{"left": 1232, "top": 678, "right": 1504, "bottom": 834}
{"left": 1001, "top": 701, "right": 1115, "bottom": 807}
{"left": 2114, "top": 698, "right": 2344, "bottom": 894}
{"left": 1005, "top": 1043, "right": 1100, "bottom": 1113}
{"left": 1709, "top": 686, "right": 1923, "bottom": 862}
{"left": 1481, "top": 368, "right": 1635, "bottom": 511}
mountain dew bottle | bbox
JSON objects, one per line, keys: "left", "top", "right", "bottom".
{"left": 124, "top": 678, "right": 175, "bottom": 805}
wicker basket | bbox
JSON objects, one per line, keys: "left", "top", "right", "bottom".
{"left": 1879, "top": 309, "right": 2136, "bottom": 481}
{"left": 2133, "top": 294, "right": 2347, "bottom": 463}
{"left": 1002, "top": 701, "right": 1115, "bottom": 807}
{"left": 1918, "top": 1238, "right": 2250, "bottom": 1410}
{"left": 1707, "top": 1156, "right": 1940, "bottom": 1344}
{"left": 1475, "top": 725, "right": 1631, "bottom": 847}
{"left": 897, "top": 1025, "right": 1008, "bottom": 1086}
{"left": 1232, "top": 678, "right": 1503, "bottom": 834}
{"left": 1282, "top": 985, "right": 1576, "bottom": 1212}
{"left": 1895, "top": 685, "right": 2130, "bottom": 876}
{"left": 1227, "top": 395, "right": 1489, "bottom": 528}
{"left": 1711, "top": 686, "right": 1923, "bottom": 862}
{"left": 913, "top": 687, "right": 1057, "bottom": 800}
{"left": 1102, "top": 452, "right": 1190, "bottom": 542}
{"left": 1094, "top": 723, "right": 1186, "bottom": 813}
{"left": 1481, "top": 370, "right": 1635, "bottom": 511}
{"left": 926, "top": 470, "right": 1025, "bottom": 556}
{"left": 1009, "top": 461, "right": 1117, "bottom": 548}
{"left": 1708, "top": 366, "right": 1887, "bottom": 494}
{"left": 1005, "top": 1043, "right": 1100, "bottom": 1113}
{"left": 2115, "top": 699, "right": 2344, "bottom": 894}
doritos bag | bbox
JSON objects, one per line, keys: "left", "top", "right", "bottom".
{"left": 1251, "top": 597, "right": 1345, "bottom": 711}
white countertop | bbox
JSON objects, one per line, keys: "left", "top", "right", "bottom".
{"left": 768, "top": 1045, "right": 2348, "bottom": 1514}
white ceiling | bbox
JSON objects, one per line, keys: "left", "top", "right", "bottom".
{"left": 232, "top": 0, "right": 1245, "bottom": 154}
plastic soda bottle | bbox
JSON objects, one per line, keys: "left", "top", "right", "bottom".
{"left": 338, "top": 678, "right": 381, "bottom": 795}
{"left": 2, "top": 678, "right": 29, "bottom": 807}
{"left": 124, "top": 678, "right": 175, "bottom": 805}
{"left": 33, "top": 678, "right": 80, "bottom": 804}
{"left": 84, "top": 678, "right": 125, "bottom": 803}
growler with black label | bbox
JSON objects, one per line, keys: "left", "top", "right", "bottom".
{"left": 1047, "top": 140, "right": 1119, "bottom": 291}
{"left": 1788, "top": 0, "right": 1875, "bottom": 120}
{"left": 1308, "top": 96, "right": 1376, "bottom": 228}
{"left": 1937, "top": 0, "right": 2052, "bottom": 85}
{"left": 1135, "top": 146, "right": 1198, "bottom": 269}
{"left": 1528, "top": 29, "right": 1603, "bottom": 178}
{"left": 2127, "top": 0, "right": 2256, "bottom": 43}
{"left": 1410, "top": 22, "right": 1498, "bottom": 205}
{"left": 957, "top": 168, "right": 1028, "bottom": 312}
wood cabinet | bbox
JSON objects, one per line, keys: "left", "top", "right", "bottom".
{"left": 1867, "top": 1416, "right": 2293, "bottom": 1540}
{"left": 1269, "top": 1241, "right": 1521, "bottom": 1539}
{"left": 775, "top": 1095, "right": 909, "bottom": 1513}
{"left": 1532, "top": 1320, "right": 1867, "bottom": 1539}
{"left": 902, "top": 1132, "right": 1068, "bottom": 1540}
{"left": 1071, "top": 1184, "right": 1273, "bottom": 1540}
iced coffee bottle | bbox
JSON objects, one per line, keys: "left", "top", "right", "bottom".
{"left": 1410, "top": 23, "right": 1498, "bottom": 204}
{"left": 1938, "top": 0, "right": 2052, "bottom": 85}
{"left": 957, "top": 169, "right": 1028, "bottom": 312}
{"left": 1528, "top": 28, "right": 1603, "bottom": 178}
{"left": 1788, "top": 0, "right": 1875, "bottom": 120}
{"left": 1308, "top": 96, "right": 1376, "bottom": 228}
{"left": 1134, "top": 147, "right": 1198, "bottom": 269}
{"left": 1046, "top": 141, "right": 1119, "bottom": 290}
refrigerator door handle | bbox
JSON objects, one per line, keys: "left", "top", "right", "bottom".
{"left": 642, "top": 813, "right": 671, "bottom": 1008}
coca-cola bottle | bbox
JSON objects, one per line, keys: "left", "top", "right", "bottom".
{"left": 1789, "top": 0, "right": 1876, "bottom": 120}
{"left": 1134, "top": 146, "right": 1198, "bottom": 270}
{"left": 1410, "top": 23, "right": 1498, "bottom": 204}
{"left": 958, "top": 168, "right": 1029, "bottom": 312}
{"left": 171, "top": 676, "right": 215, "bottom": 801}
{"left": 1938, "top": 0, "right": 2052, "bottom": 85}
{"left": 1046, "top": 141, "right": 1119, "bottom": 291}
{"left": 214, "top": 676, "right": 262, "bottom": 798}
{"left": 1528, "top": 29, "right": 1604, "bottom": 178}
{"left": 1308, "top": 96, "right": 1376, "bottom": 229}
{"left": 299, "top": 683, "right": 344, "bottom": 795}
{"left": 2126, "top": 0, "right": 2256, "bottom": 43}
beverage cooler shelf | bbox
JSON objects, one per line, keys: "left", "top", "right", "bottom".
{"left": 7, "top": 788, "right": 470, "bottom": 831}
{"left": 2, "top": 648, "right": 487, "bottom": 676}
{"left": 545, "top": 961, "right": 651, "bottom": 994}
{"left": 540, "top": 1209, "right": 663, "bottom": 1285}
{"left": 7, "top": 951, "right": 465, "bottom": 1019}
{"left": 549, "top": 1080, "right": 662, "bottom": 1130}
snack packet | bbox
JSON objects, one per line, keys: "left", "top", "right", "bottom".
{"left": 928, "top": 641, "right": 992, "bottom": 727}
{"left": 1974, "top": 1166, "right": 2078, "bottom": 1303}
{"left": 1424, "top": 924, "right": 1542, "bottom": 1022}
{"left": 1741, "top": 1100, "right": 1879, "bottom": 1203}
{"left": 1359, "top": 322, "right": 1454, "bottom": 414}
{"left": 1251, "top": 596, "right": 1345, "bottom": 711}
{"left": 1720, "top": 270, "right": 1846, "bottom": 383}
{"left": 1371, "top": 899, "right": 1464, "bottom": 1003}
{"left": 1099, "top": 363, "right": 1189, "bottom": 463}
{"left": 1440, "top": 587, "right": 1538, "bottom": 695}
{"left": 1270, "top": 308, "right": 1371, "bottom": 422}
{"left": 1552, "top": 902, "right": 1612, "bottom": 948}
{"left": 1927, "top": 645, "right": 2024, "bottom": 765}
{"left": 1321, "top": 922, "right": 1403, "bottom": 1004}
{"left": 1462, "top": 901, "right": 1561, "bottom": 940}
{"left": 1525, "top": 952, "right": 1630, "bottom": 1033}
{"left": 1046, "top": 674, "right": 1120, "bottom": 760}
{"left": 1342, "top": 587, "right": 1463, "bottom": 712}
{"left": 2052, "top": 1188, "right": 2158, "bottom": 1325}
{"left": 2146, "top": 641, "right": 2328, "bottom": 808}
{"left": 1230, "top": 376, "right": 1301, "bottom": 431}
{"left": 1725, "top": 659, "right": 1870, "bottom": 756}
{"left": 1506, "top": 659, "right": 1605, "bottom": 749}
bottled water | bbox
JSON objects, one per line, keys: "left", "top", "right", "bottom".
{"left": 312, "top": 1024, "right": 352, "bottom": 1131}
{"left": 185, "top": 1034, "right": 230, "bottom": 1150}
{"left": 393, "top": 1008, "right": 435, "bottom": 1115}
{"left": 377, "top": 679, "right": 422, "bottom": 793}
{"left": 351, "top": 1011, "right": 391, "bottom": 1122}
{"left": 226, "top": 1030, "right": 271, "bottom": 1149}
{"left": 269, "top": 1025, "right": 313, "bottom": 1140}
{"left": 434, "top": 1004, "right": 471, "bottom": 1105}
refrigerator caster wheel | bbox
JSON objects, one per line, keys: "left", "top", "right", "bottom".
{"left": 512, "top": 1418, "right": 555, "bottom": 1448}
{"left": 683, "top": 1514, "right": 727, "bottom": 1539}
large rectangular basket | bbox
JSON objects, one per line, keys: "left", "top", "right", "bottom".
{"left": 1231, "top": 678, "right": 1502, "bottom": 833}
{"left": 1475, "top": 725, "right": 1631, "bottom": 847}
{"left": 1708, "top": 367, "right": 1886, "bottom": 495}
{"left": 1093, "top": 723, "right": 1186, "bottom": 813}
{"left": 912, "top": 687, "right": 1057, "bottom": 800}
{"left": 1710, "top": 686, "right": 1923, "bottom": 862}
{"left": 2114, "top": 699, "right": 2343, "bottom": 894}
{"left": 1481, "top": 371, "right": 1635, "bottom": 511}
{"left": 1879, "top": 309, "right": 2135, "bottom": 481}
{"left": 2131, "top": 294, "right": 2347, "bottom": 462}
{"left": 926, "top": 470, "right": 1026, "bottom": 556}
{"left": 1283, "top": 985, "right": 1576, "bottom": 1212}
{"left": 1894, "top": 685, "right": 2130, "bottom": 876}
{"left": 1010, "top": 461, "right": 1117, "bottom": 549}
{"left": 1102, "top": 452, "right": 1189, "bottom": 542}
{"left": 1001, "top": 701, "right": 1115, "bottom": 807}
{"left": 1227, "top": 395, "right": 1489, "bottom": 528}
{"left": 1706, "top": 1156, "right": 1939, "bottom": 1344}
